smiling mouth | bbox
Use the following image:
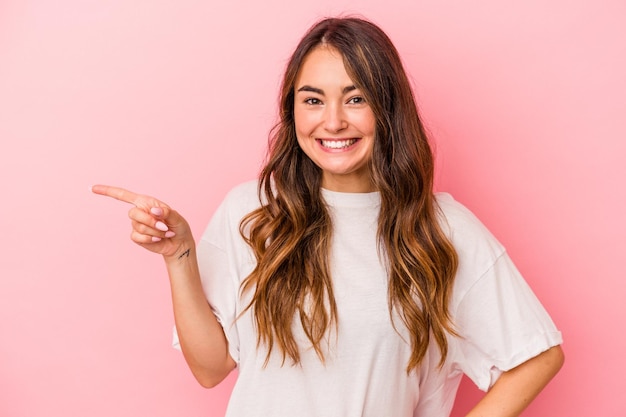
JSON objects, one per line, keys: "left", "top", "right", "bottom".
{"left": 319, "top": 139, "right": 358, "bottom": 149}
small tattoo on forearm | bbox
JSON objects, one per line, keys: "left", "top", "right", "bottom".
{"left": 178, "top": 249, "right": 190, "bottom": 260}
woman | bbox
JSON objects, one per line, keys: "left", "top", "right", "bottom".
{"left": 93, "top": 17, "right": 563, "bottom": 417}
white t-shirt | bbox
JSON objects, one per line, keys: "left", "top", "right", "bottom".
{"left": 174, "top": 180, "right": 562, "bottom": 417}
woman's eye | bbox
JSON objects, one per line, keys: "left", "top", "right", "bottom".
{"left": 304, "top": 98, "right": 322, "bottom": 105}
{"left": 348, "top": 96, "right": 365, "bottom": 104}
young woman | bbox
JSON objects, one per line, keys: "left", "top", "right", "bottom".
{"left": 93, "top": 17, "right": 563, "bottom": 417}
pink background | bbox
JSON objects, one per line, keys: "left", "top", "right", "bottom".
{"left": 1, "top": 0, "right": 624, "bottom": 415}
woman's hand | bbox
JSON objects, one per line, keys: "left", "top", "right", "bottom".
{"left": 91, "top": 184, "right": 192, "bottom": 259}
{"left": 92, "top": 184, "right": 236, "bottom": 386}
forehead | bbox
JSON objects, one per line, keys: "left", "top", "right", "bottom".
{"left": 295, "top": 45, "right": 354, "bottom": 88}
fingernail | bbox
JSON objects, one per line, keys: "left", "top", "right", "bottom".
{"left": 155, "top": 221, "right": 168, "bottom": 232}
{"left": 165, "top": 231, "right": 176, "bottom": 238}
{"left": 151, "top": 236, "right": 162, "bottom": 242}
{"left": 150, "top": 207, "right": 163, "bottom": 216}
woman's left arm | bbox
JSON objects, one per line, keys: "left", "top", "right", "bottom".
{"left": 466, "top": 345, "right": 565, "bottom": 417}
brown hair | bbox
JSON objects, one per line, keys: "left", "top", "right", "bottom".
{"left": 240, "top": 16, "right": 458, "bottom": 371}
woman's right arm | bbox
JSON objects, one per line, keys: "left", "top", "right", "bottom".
{"left": 164, "top": 244, "right": 237, "bottom": 387}
{"left": 92, "top": 185, "right": 236, "bottom": 388}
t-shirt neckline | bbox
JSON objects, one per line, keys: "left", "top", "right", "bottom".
{"left": 320, "top": 188, "right": 381, "bottom": 208}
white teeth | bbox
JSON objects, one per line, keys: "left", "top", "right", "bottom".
{"left": 320, "top": 139, "right": 357, "bottom": 149}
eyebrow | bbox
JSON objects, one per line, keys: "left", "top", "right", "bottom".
{"left": 296, "top": 85, "right": 357, "bottom": 95}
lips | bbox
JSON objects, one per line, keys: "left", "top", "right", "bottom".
{"left": 318, "top": 139, "right": 358, "bottom": 149}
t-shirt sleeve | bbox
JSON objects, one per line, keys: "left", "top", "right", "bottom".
{"left": 452, "top": 252, "right": 563, "bottom": 391}
{"left": 171, "top": 186, "right": 255, "bottom": 365}
{"left": 195, "top": 237, "right": 241, "bottom": 364}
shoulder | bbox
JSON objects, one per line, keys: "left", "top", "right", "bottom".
{"left": 222, "top": 179, "right": 261, "bottom": 205}
{"left": 434, "top": 192, "right": 507, "bottom": 299}
{"left": 434, "top": 192, "right": 504, "bottom": 255}
{"left": 215, "top": 179, "right": 262, "bottom": 219}
{"left": 200, "top": 179, "right": 261, "bottom": 243}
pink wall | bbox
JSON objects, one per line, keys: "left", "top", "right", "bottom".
{"left": 1, "top": 0, "right": 624, "bottom": 415}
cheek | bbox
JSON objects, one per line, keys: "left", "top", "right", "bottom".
{"left": 294, "top": 127, "right": 313, "bottom": 153}
{"left": 350, "top": 108, "right": 377, "bottom": 136}
{"left": 363, "top": 112, "right": 377, "bottom": 135}
{"left": 294, "top": 111, "right": 314, "bottom": 135}
{"left": 295, "top": 135, "right": 305, "bottom": 150}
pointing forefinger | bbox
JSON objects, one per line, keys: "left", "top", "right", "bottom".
{"left": 91, "top": 184, "right": 140, "bottom": 206}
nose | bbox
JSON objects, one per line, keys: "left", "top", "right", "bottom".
{"left": 323, "top": 103, "right": 347, "bottom": 133}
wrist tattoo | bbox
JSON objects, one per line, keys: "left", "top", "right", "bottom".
{"left": 178, "top": 248, "right": 191, "bottom": 260}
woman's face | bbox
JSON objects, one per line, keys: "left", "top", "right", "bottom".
{"left": 293, "top": 45, "right": 376, "bottom": 193}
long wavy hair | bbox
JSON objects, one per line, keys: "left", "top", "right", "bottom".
{"left": 240, "top": 17, "right": 458, "bottom": 372}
